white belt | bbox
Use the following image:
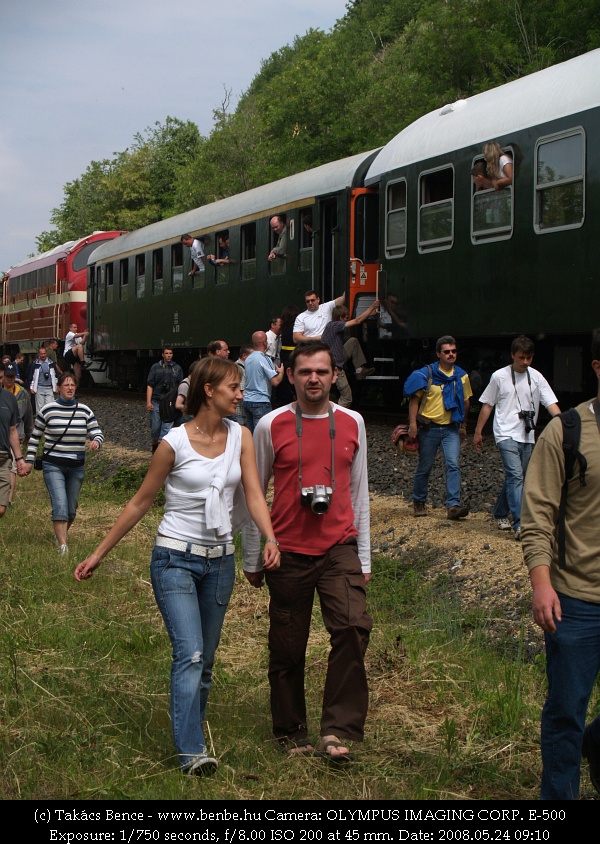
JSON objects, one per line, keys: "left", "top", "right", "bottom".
{"left": 155, "top": 536, "right": 235, "bottom": 558}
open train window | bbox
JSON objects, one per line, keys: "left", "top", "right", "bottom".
{"left": 241, "top": 223, "right": 256, "bottom": 281}
{"left": 386, "top": 180, "right": 407, "bottom": 258}
{"left": 119, "top": 258, "right": 129, "bottom": 301}
{"left": 105, "top": 263, "right": 114, "bottom": 304}
{"left": 151, "top": 250, "right": 162, "bottom": 296}
{"left": 136, "top": 254, "right": 146, "bottom": 298}
{"left": 269, "top": 214, "right": 287, "bottom": 276}
{"left": 214, "top": 230, "right": 230, "bottom": 286}
{"left": 535, "top": 129, "right": 585, "bottom": 233}
{"left": 471, "top": 154, "right": 513, "bottom": 244}
{"left": 299, "top": 208, "right": 313, "bottom": 272}
{"left": 171, "top": 243, "right": 184, "bottom": 291}
{"left": 418, "top": 166, "right": 454, "bottom": 252}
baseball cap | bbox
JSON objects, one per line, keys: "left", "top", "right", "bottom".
{"left": 3, "top": 363, "right": 17, "bottom": 376}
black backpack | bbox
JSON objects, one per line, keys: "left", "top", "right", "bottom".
{"left": 159, "top": 385, "right": 182, "bottom": 423}
{"left": 557, "top": 408, "right": 587, "bottom": 569}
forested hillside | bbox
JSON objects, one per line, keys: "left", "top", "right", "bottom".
{"left": 37, "top": 0, "right": 600, "bottom": 251}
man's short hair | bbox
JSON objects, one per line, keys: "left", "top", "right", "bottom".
{"left": 436, "top": 335, "right": 457, "bottom": 353}
{"left": 591, "top": 328, "right": 600, "bottom": 362}
{"left": 239, "top": 343, "right": 253, "bottom": 357}
{"left": 207, "top": 340, "right": 224, "bottom": 355}
{"left": 289, "top": 340, "right": 336, "bottom": 373}
{"left": 304, "top": 289, "right": 318, "bottom": 299}
{"left": 470, "top": 161, "right": 487, "bottom": 177}
{"left": 180, "top": 233, "right": 192, "bottom": 242}
{"left": 271, "top": 213, "right": 286, "bottom": 225}
{"left": 510, "top": 335, "right": 535, "bottom": 356}
{"left": 331, "top": 305, "right": 349, "bottom": 321}
{"left": 162, "top": 345, "right": 174, "bottom": 354}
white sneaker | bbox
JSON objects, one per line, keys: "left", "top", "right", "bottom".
{"left": 59, "top": 544, "right": 69, "bottom": 556}
{"left": 514, "top": 528, "right": 521, "bottom": 542}
{"left": 497, "top": 518, "right": 512, "bottom": 531}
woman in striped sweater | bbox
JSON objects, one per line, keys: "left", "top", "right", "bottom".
{"left": 24, "top": 372, "right": 104, "bottom": 555}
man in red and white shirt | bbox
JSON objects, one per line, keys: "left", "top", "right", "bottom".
{"left": 243, "top": 340, "right": 372, "bottom": 763}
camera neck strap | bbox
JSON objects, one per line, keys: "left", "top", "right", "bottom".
{"left": 295, "top": 403, "right": 336, "bottom": 493}
{"left": 511, "top": 365, "right": 534, "bottom": 413}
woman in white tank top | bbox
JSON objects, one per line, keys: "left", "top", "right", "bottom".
{"left": 74, "top": 358, "right": 280, "bottom": 776}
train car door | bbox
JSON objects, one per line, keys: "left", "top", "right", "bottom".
{"left": 348, "top": 187, "right": 379, "bottom": 317}
{"left": 318, "top": 199, "right": 338, "bottom": 303}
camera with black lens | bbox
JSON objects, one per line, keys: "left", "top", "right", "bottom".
{"left": 518, "top": 410, "right": 536, "bottom": 433}
{"left": 300, "top": 485, "right": 333, "bottom": 515}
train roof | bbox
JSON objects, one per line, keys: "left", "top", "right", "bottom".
{"left": 6, "top": 232, "right": 123, "bottom": 278}
{"left": 365, "top": 48, "right": 600, "bottom": 185}
{"left": 89, "top": 149, "right": 380, "bottom": 262}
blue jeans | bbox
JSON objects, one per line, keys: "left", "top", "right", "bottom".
{"left": 43, "top": 461, "right": 85, "bottom": 522}
{"left": 541, "top": 593, "right": 600, "bottom": 799}
{"left": 150, "top": 544, "right": 235, "bottom": 771}
{"left": 242, "top": 401, "right": 271, "bottom": 433}
{"left": 492, "top": 439, "right": 533, "bottom": 531}
{"left": 150, "top": 399, "right": 173, "bottom": 442}
{"left": 413, "top": 423, "right": 461, "bottom": 507}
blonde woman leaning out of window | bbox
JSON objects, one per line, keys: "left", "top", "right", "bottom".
{"left": 483, "top": 141, "right": 513, "bottom": 191}
{"left": 74, "top": 358, "right": 280, "bottom": 777}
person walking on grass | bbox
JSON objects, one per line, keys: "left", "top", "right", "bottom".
{"left": 403, "top": 336, "right": 472, "bottom": 520}
{"left": 74, "top": 358, "right": 280, "bottom": 777}
{"left": 243, "top": 340, "right": 372, "bottom": 764}
{"left": 521, "top": 328, "right": 600, "bottom": 800}
{"left": 23, "top": 373, "right": 103, "bottom": 555}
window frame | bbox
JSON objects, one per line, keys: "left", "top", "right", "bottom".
{"left": 534, "top": 127, "right": 585, "bottom": 234}
{"left": 471, "top": 149, "right": 514, "bottom": 245}
{"left": 417, "top": 164, "right": 455, "bottom": 253}
{"left": 385, "top": 178, "right": 407, "bottom": 258}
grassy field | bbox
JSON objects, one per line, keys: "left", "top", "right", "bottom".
{"left": 1, "top": 448, "right": 595, "bottom": 801}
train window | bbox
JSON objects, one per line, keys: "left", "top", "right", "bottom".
{"left": 137, "top": 254, "right": 147, "bottom": 298}
{"left": 241, "top": 223, "right": 256, "bottom": 281}
{"left": 269, "top": 215, "right": 287, "bottom": 276}
{"left": 72, "top": 239, "right": 113, "bottom": 272}
{"left": 119, "top": 258, "right": 129, "bottom": 301}
{"left": 386, "top": 180, "right": 406, "bottom": 258}
{"left": 214, "top": 230, "right": 229, "bottom": 286}
{"left": 354, "top": 193, "right": 379, "bottom": 262}
{"left": 535, "top": 129, "right": 585, "bottom": 232}
{"left": 418, "top": 166, "right": 454, "bottom": 252}
{"left": 171, "top": 244, "right": 184, "bottom": 292}
{"left": 151, "top": 250, "right": 162, "bottom": 296}
{"left": 105, "top": 263, "right": 114, "bottom": 304}
{"left": 299, "top": 209, "right": 313, "bottom": 272}
{"left": 471, "top": 156, "right": 513, "bottom": 243}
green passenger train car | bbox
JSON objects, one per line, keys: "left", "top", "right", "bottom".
{"left": 87, "top": 150, "right": 380, "bottom": 389}
{"left": 361, "top": 47, "right": 600, "bottom": 403}
{"left": 88, "top": 49, "right": 600, "bottom": 403}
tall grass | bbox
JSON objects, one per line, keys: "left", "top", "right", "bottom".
{"left": 0, "top": 449, "right": 594, "bottom": 800}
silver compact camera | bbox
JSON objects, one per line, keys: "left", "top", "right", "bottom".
{"left": 300, "top": 485, "right": 333, "bottom": 515}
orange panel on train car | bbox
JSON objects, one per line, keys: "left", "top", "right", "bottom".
{"left": 348, "top": 187, "right": 379, "bottom": 318}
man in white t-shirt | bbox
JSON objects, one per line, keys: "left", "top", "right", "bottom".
{"left": 473, "top": 335, "right": 560, "bottom": 540}
{"left": 294, "top": 290, "right": 374, "bottom": 382}
{"left": 180, "top": 234, "right": 206, "bottom": 278}
{"left": 63, "top": 322, "right": 89, "bottom": 380}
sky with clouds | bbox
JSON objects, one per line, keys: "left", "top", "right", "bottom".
{"left": 0, "top": 0, "right": 349, "bottom": 273}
